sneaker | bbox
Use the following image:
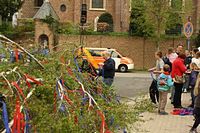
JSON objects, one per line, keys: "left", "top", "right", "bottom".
{"left": 159, "top": 111, "right": 168, "bottom": 115}
{"left": 189, "top": 128, "right": 198, "bottom": 133}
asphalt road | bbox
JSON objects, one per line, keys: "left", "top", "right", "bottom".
{"left": 113, "top": 72, "right": 152, "bottom": 98}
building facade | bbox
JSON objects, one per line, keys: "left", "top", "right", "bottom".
{"left": 20, "top": 0, "right": 131, "bottom": 32}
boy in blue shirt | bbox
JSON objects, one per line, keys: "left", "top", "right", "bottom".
{"left": 157, "top": 64, "right": 174, "bottom": 115}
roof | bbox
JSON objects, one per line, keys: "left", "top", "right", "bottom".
{"left": 33, "top": 1, "right": 59, "bottom": 20}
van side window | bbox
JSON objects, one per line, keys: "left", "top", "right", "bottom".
{"left": 111, "top": 51, "right": 121, "bottom": 58}
{"left": 89, "top": 50, "right": 102, "bottom": 57}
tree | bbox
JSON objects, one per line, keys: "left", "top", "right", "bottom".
{"left": 145, "top": 0, "right": 170, "bottom": 49}
{"left": 129, "top": 0, "right": 154, "bottom": 37}
{"left": 0, "top": 0, "right": 23, "bottom": 21}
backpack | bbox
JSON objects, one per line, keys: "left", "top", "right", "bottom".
{"left": 162, "top": 56, "right": 172, "bottom": 70}
{"left": 158, "top": 76, "right": 168, "bottom": 87}
{"left": 157, "top": 74, "right": 173, "bottom": 91}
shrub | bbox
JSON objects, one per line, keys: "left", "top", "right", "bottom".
{"left": 98, "top": 13, "right": 114, "bottom": 32}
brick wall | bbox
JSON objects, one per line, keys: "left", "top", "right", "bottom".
{"left": 21, "top": 0, "right": 39, "bottom": 18}
{"left": 35, "top": 20, "right": 54, "bottom": 49}
{"left": 58, "top": 35, "right": 189, "bottom": 70}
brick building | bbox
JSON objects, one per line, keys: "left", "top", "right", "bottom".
{"left": 19, "top": 0, "right": 200, "bottom": 47}
{"left": 20, "top": 0, "right": 131, "bottom": 31}
{"left": 19, "top": 0, "right": 130, "bottom": 47}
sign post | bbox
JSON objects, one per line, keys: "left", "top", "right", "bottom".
{"left": 183, "top": 20, "right": 193, "bottom": 50}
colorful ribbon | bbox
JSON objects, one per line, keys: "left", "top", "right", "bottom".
{"left": 0, "top": 101, "right": 10, "bottom": 133}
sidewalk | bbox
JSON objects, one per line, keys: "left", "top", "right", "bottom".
{"left": 132, "top": 93, "right": 195, "bottom": 133}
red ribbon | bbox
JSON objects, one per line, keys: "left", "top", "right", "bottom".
{"left": 97, "top": 110, "right": 112, "bottom": 133}
{"left": 24, "top": 74, "right": 43, "bottom": 89}
{"left": 63, "top": 95, "right": 73, "bottom": 106}
{"left": 12, "top": 98, "right": 25, "bottom": 133}
{"left": 12, "top": 82, "right": 25, "bottom": 99}
{"left": 54, "top": 90, "right": 57, "bottom": 113}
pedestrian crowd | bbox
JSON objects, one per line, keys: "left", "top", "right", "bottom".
{"left": 149, "top": 45, "right": 200, "bottom": 133}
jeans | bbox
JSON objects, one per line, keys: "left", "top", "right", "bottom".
{"left": 149, "top": 80, "right": 159, "bottom": 104}
{"left": 171, "top": 86, "right": 175, "bottom": 103}
{"left": 158, "top": 91, "right": 168, "bottom": 112}
{"left": 191, "top": 88, "right": 196, "bottom": 107}
{"left": 103, "top": 78, "right": 114, "bottom": 87}
{"left": 173, "top": 83, "right": 183, "bottom": 108}
{"left": 192, "top": 108, "right": 200, "bottom": 130}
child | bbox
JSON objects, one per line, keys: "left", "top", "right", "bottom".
{"left": 157, "top": 64, "right": 174, "bottom": 115}
{"left": 148, "top": 51, "right": 164, "bottom": 104}
{"left": 189, "top": 63, "right": 199, "bottom": 108}
{"left": 190, "top": 73, "right": 200, "bottom": 133}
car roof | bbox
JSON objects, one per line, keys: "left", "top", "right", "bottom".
{"left": 85, "top": 47, "right": 116, "bottom": 51}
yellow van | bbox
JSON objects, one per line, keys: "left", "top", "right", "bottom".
{"left": 85, "top": 47, "right": 134, "bottom": 72}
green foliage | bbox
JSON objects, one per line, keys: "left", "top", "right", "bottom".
{"left": 42, "top": 15, "right": 59, "bottom": 33}
{"left": 165, "top": 12, "right": 182, "bottom": 35}
{"left": 56, "top": 22, "right": 79, "bottom": 34}
{"left": 0, "top": 44, "right": 154, "bottom": 132}
{"left": 0, "top": 0, "right": 23, "bottom": 21}
{"left": 129, "top": 0, "right": 154, "bottom": 37}
{"left": 17, "top": 19, "right": 35, "bottom": 32}
{"left": 0, "top": 19, "right": 34, "bottom": 39}
{"left": 98, "top": 13, "right": 114, "bottom": 32}
{"left": 194, "top": 32, "right": 200, "bottom": 48}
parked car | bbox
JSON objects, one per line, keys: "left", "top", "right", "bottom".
{"left": 84, "top": 47, "right": 134, "bottom": 72}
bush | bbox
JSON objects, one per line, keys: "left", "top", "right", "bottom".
{"left": 56, "top": 22, "right": 79, "bottom": 34}
{"left": 17, "top": 19, "right": 35, "bottom": 32}
{"left": 98, "top": 13, "right": 114, "bottom": 32}
{"left": 195, "top": 32, "right": 200, "bottom": 48}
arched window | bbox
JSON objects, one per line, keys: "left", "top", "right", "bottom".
{"left": 60, "top": 4, "right": 67, "bottom": 12}
{"left": 35, "top": 0, "right": 44, "bottom": 7}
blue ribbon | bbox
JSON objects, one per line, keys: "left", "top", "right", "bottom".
{"left": 24, "top": 109, "right": 31, "bottom": 133}
{"left": 0, "top": 101, "right": 10, "bottom": 133}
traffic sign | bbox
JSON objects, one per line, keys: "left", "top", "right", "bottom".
{"left": 184, "top": 22, "right": 193, "bottom": 38}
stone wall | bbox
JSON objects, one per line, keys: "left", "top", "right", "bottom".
{"left": 58, "top": 35, "right": 189, "bottom": 69}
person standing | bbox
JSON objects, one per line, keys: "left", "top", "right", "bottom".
{"left": 157, "top": 64, "right": 174, "bottom": 115}
{"left": 171, "top": 53, "right": 187, "bottom": 108}
{"left": 167, "top": 47, "right": 178, "bottom": 64}
{"left": 192, "top": 51, "right": 200, "bottom": 68}
{"left": 148, "top": 51, "right": 164, "bottom": 104}
{"left": 185, "top": 50, "right": 193, "bottom": 69}
{"left": 190, "top": 73, "right": 200, "bottom": 133}
{"left": 99, "top": 51, "right": 115, "bottom": 87}
{"left": 176, "top": 45, "right": 183, "bottom": 55}
{"left": 188, "top": 63, "right": 199, "bottom": 108}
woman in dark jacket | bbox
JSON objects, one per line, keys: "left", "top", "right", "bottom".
{"left": 171, "top": 53, "right": 187, "bottom": 108}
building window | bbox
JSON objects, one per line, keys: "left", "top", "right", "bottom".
{"left": 90, "top": 0, "right": 105, "bottom": 10}
{"left": 35, "top": 0, "right": 44, "bottom": 7}
{"left": 60, "top": 4, "right": 67, "bottom": 12}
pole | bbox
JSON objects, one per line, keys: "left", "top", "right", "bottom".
{"left": 187, "top": 37, "right": 190, "bottom": 50}
{"left": 0, "top": 35, "right": 45, "bottom": 69}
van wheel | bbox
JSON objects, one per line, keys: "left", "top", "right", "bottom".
{"left": 118, "top": 65, "right": 128, "bottom": 72}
